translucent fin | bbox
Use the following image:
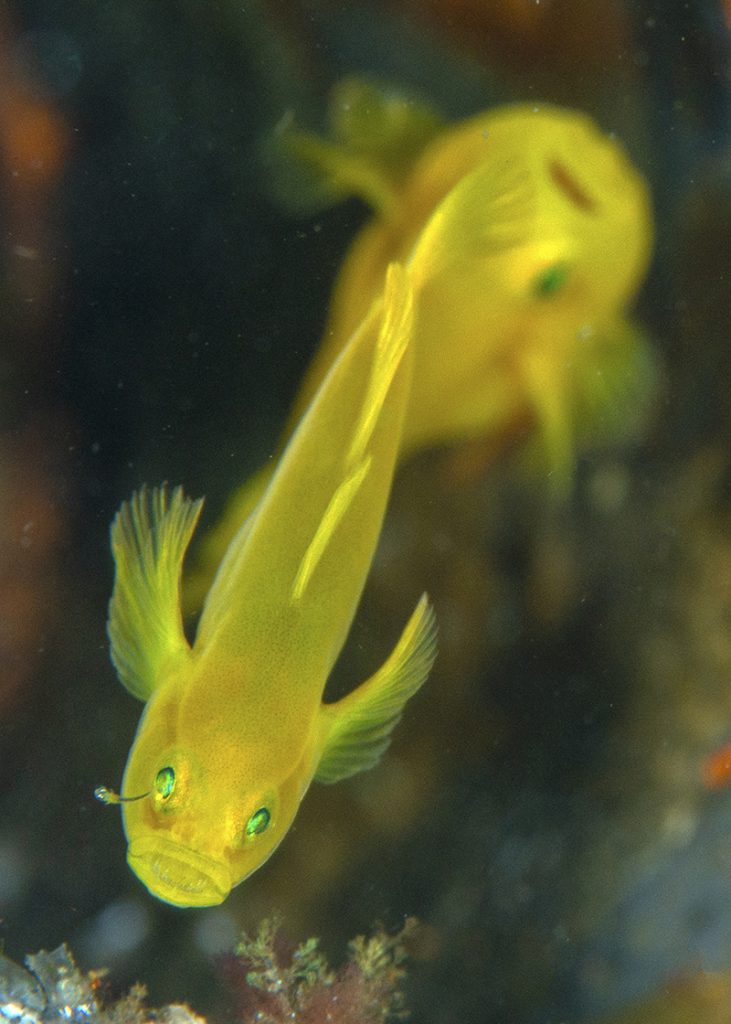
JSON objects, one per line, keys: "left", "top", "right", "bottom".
{"left": 519, "top": 317, "right": 660, "bottom": 495}
{"left": 267, "top": 77, "right": 443, "bottom": 216}
{"left": 569, "top": 318, "right": 660, "bottom": 450}
{"left": 329, "top": 77, "right": 444, "bottom": 167}
{"left": 315, "top": 594, "right": 437, "bottom": 784}
{"left": 518, "top": 339, "right": 576, "bottom": 497}
{"left": 283, "top": 132, "right": 400, "bottom": 215}
{"left": 108, "top": 485, "right": 202, "bottom": 700}
{"left": 408, "top": 155, "right": 537, "bottom": 284}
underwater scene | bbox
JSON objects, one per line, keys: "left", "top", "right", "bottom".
{"left": 1, "top": 0, "right": 731, "bottom": 1022}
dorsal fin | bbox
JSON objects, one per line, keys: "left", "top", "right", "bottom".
{"left": 291, "top": 455, "right": 372, "bottom": 604}
{"left": 108, "top": 485, "right": 202, "bottom": 700}
{"left": 195, "top": 265, "right": 415, "bottom": 694}
{"left": 288, "top": 263, "right": 412, "bottom": 605}
{"left": 409, "top": 155, "right": 537, "bottom": 285}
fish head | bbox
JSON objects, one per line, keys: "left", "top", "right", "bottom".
{"left": 523, "top": 105, "right": 653, "bottom": 317}
{"left": 410, "top": 104, "right": 652, "bottom": 331}
{"left": 119, "top": 683, "right": 313, "bottom": 908}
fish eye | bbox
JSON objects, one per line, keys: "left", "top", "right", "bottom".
{"left": 155, "top": 766, "right": 175, "bottom": 800}
{"left": 532, "top": 262, "right": 570, "bottom": 299}
{"left": 245, "top": 807, "right": 271, "bottom": 837}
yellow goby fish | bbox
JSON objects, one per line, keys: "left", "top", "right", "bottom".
{"left": 196, "top": 84, "right": 656, "bottom": 582}
{"left": 306, "top": 96, "right": 654, "bottom": 466}
{"left": 98, "top": 264, "right": 437, "bottom": 908}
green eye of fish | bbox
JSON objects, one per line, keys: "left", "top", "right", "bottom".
{"left": 155, "top": 766, "right": 175, "bottom": 800}
{"left": 533, "top": 263, "right": 569, "bottom": 298}
{"left": 245, "top": 807, "right": 271, "bottom": 837}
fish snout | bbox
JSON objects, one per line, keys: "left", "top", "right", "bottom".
{"left": 127, "top": 836, "right": 232, "bottom": 907}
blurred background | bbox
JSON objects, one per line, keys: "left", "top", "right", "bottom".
{"left": 0, "top": 1, "right": 730, "bottom": 1022}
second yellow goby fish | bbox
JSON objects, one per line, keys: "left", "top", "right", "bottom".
{"left": 99, "top": 264, "right": 436, "bottom": 908}
{"left": 289, "top": 85, "right": 655, "bottom": 471}
{"left": 195, "top": 84, "right": 656, "bottom": 585}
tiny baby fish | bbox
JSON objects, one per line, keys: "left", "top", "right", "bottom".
{"left": 194, "top": 82, "right": 656, "bottom": 584}
{"left": 98, "top": 264, "right": 437, "bottom": 907}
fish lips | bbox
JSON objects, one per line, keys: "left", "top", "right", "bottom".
{"left": 127, "top": 836, "right": 232, "bottom": 907}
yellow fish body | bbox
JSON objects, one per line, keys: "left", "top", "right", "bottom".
{"left": 290, "top": 92, "right": 654, "bottom": 465}
{"left": 195, "top": 87, "right": 655, "bottom": 584}
{"left": 103, "top": 264, "right": 436, "bottom": 908}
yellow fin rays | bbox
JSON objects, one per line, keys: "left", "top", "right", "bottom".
{"left": 316, "top": 593, "right": 437, "bottom": 783}
{"left": 291, "top": 455, "right": 372, "bottom": 603}
{"left": 291, "top": 263, "right": 414, "bottom": 603}
{"left": 347, "top": 266, "right": 414, "bottom": 466}
{"left": 108, "top": 485, "right": 202, "bottom": 700}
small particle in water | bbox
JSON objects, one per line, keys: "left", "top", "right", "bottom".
{"left": 12, "top": 246, "right": 39, "bottom": 260}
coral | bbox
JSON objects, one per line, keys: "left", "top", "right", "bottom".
{"left": 220, "top": 916, "right": 417, "bottom": 1024}
{"left": 0, "top": 924, "right": 416, "bottom": 1024}
{"left": 0, "top": 944, "right": 204, "bottom": 1024}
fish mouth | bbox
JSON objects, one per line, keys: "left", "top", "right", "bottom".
{"left": 127, "top": 837, "right": 232, "bottom": 908}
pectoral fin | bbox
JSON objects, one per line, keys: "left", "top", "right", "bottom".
{"left": 519, "top": 317, "right": 659, "bottom": 496}
{"left": 108, "top": 486, "right": 202, "bottom": 700}
{"left": 283, "top": 132, "right": 400, "bottom": 215}
{"left": 569, "top": 318, "right": 659, "bottom": 449}
{"left": 315, "top": 594, "right": 437, "bottom": 784}
{"left": 518, "top": 339, "right": 575, "bottom": 496}
{"left": 270, "top": 78, "right": 443, "bottom": 217}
